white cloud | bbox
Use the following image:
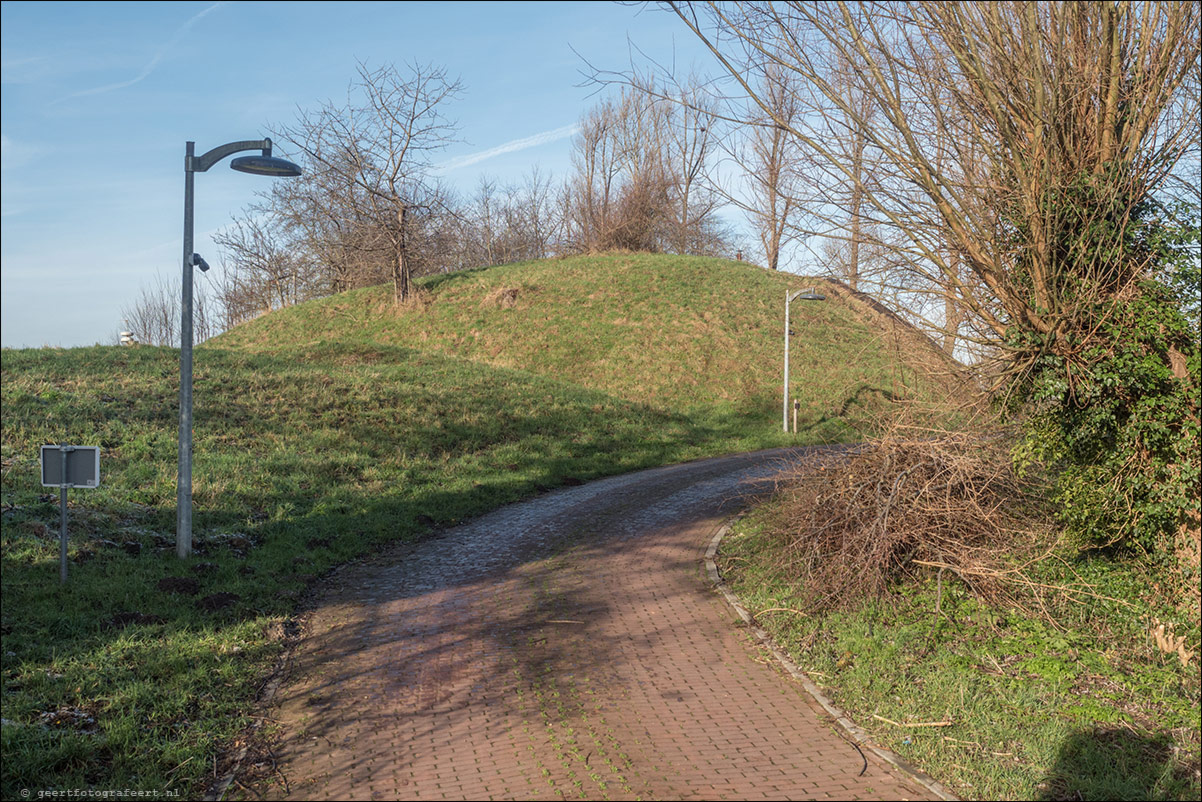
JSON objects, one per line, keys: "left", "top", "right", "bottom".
{"left": 433, "top": 124, "right": 579, "bottom": 173}
{"left": 52, "top": 2, "right": 227, "bottom": 103}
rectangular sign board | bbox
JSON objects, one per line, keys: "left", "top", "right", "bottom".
{"left": 40, "top": 445, "right": 101, "bottom": 488}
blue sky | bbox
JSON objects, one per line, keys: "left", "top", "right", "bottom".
{"left": 1, "top": 1, "right": 721, "bottom": 348}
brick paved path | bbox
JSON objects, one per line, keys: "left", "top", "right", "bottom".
{"left": 258, "top": 449, "right": 935, "bottom": 800}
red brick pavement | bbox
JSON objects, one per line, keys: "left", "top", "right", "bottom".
{"left": 255, "top": 450, "right": 939, "bottom": 800}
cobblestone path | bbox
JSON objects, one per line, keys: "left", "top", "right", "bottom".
{"left": 258, "top": 449, "right": 934, "bottom": 801}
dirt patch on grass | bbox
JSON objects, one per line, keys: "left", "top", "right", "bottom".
{"left": 482, "top": 285, "right": 535, "bottom": 309}
{"left": 157, "top": 576, "right": 201, "bottom": 595}
{"left": 103, "top": 611, "right": 166, "bottom": 629}
{"left": 198, "top": 592, "right": 241, "bottom": 612}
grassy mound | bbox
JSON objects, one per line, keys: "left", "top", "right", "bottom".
{"left": 214, "top": 253, "right": 963, "bottom": 428}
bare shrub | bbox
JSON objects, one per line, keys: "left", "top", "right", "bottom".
{"left": 765, "top": 421, "right": 1049, "bottom": 612}
{"left": 562, "top": 85, "right": 732, "bottom": 256}
{"left": 121, "top": 271, "right": 220, "bottom": 346}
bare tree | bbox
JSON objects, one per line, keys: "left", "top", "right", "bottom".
{"left": 484, "top": 168, "right": 565, "bottom": 264}
{"left": 660, "top": 1, "right": 1200, "bottom": 374}
{"left": 261, "top": 164, "right": 386, "bottom": 294}
{"left": 726, "top": 62, "right": 806, "bottom": 270}
{"left": 441, "top": 166, "right": 563, "bottom": 270}
{"left": 563, "top": 88, "right": 665, "bottom": 252}
{"left": 564, "top": 85, "right": 732, "bottom": 255}
{"left": 471, "top": 175, "right": 503, "bottom": 267}
{"left": 213, "top": 216, "right": 318, "bottom": 328}
{"left": 278, "top": 62, "right": 463, "bottom": 304}
{"left": 824, "top": 52, "right": 879, "bottom": 292}
{"left": 509, "top": 166, "right": 563, "bottom": 261}
{"left": 660, "top": 79, "right": 725, "bottom": 255}
{"left": 121, "top": 272, "right": 218, "bottom": 346}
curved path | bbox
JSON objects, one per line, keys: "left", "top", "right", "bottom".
{"left": 257, "top": 449, "right": 934, "bottom": 801}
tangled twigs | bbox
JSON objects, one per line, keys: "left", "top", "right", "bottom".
{"left": 766, "top": 421, "right": 1052, "bottom": 612}
{"left": 910, "top": 559, "right": 1136, "bottom": 608}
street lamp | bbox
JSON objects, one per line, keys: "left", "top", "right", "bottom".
{"left": 783, "top": 287, "right": 826, "bottom": 433}
{"left": 179, "top": 138, "right": 301, "bottom": 558}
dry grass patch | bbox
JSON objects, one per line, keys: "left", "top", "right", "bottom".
{"left": 482, "top": 285, "right": 534, "bottom": 308}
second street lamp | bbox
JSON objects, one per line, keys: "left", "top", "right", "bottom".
{"left": 783, "top": 287, "right": 826, "bottom": 433}
{"left": 178, "top": 138, "right": 301, "bottom": 559}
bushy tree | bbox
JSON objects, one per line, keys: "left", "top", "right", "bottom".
{"left": 1013, "top": 205, "right": 1200, "bottom": 556}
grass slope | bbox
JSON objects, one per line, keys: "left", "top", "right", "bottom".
{"left": 215, "top": 253, "right": 961, "bottom": 427}
{"left": 1, "top": 254, "right": 961, "bottom": 798}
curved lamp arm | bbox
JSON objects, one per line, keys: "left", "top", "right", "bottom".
{"left": 187, "top": 138, "right": 273, "bottom": 173}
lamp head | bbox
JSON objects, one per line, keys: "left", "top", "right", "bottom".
{"left": 791, "top": 287, "right": 826, "bottom": 302}
{"left": 229, "top": 154, "right": 303, "bottom": 177}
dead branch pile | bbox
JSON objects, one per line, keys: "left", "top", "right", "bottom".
{"left": 768, "top": 428, "right": 1048, "bottom": 611}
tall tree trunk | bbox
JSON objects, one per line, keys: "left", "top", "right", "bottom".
{"left": 393, "top": 205, "right": 409, "bottom": 304}
{"left": 848, "top": 133, "right": 865, "bottom": 292}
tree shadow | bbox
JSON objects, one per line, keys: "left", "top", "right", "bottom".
{"left": 418, "top": 263, "right": 506, "bottom": 292}
{"left": 228, "top": 448, "right": 792, "bottom": 797}
{"left": 794, "top": 382, "right": 898, "bottom": 439}
{"left": 1036, "top": 726, "right": 1196, "bottom": 801}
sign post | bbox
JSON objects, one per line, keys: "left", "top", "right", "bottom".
{"left": 40, "top": 445, "right": 101, "bottom": 583}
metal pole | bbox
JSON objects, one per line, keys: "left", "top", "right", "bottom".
{"left": 59, "top": 445, "right": 70, "bottom": 583}
{"left": 178, "top": 142, "right": 195, "bottom": 559}
{"left": 783, "top": 290, "right": 791, "bottom": 432}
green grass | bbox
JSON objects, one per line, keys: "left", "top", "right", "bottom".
{"left": 0, "top": 342, "right": 772, "bottom": 797}
{"left": 1, "top": 254, "right": 964, "bottom": 799}
{"left": 719, "top": 506, "right": 1202, "bottom": 801}
{"left": 214, "top": 253, "right": 962, "bottom": 427}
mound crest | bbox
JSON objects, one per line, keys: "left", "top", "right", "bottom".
{"left": 214, "top": 253, "right": 962, "bottom": 428}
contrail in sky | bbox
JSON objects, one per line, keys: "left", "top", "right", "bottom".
{"left": 54, "top": 2, "right": 227, "bottom": 103}
{"left": 434, "top": 124, "right": 579, "bottom": 173}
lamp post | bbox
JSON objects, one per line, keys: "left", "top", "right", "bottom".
{"left": 179, "top": 138, "right": 301, "bottom": 558}
{"left": 783, "top": 287, "right": 826, "bottom": 433}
